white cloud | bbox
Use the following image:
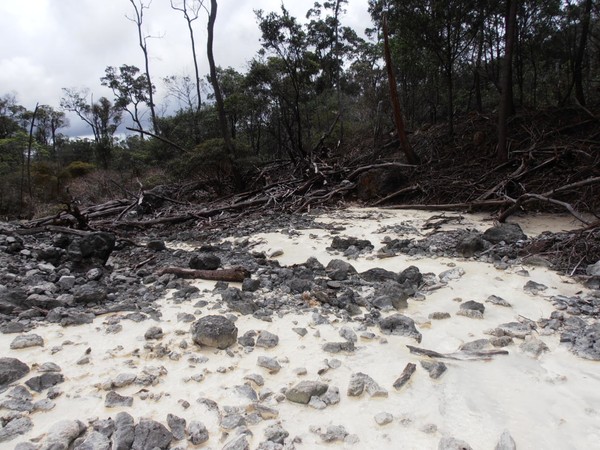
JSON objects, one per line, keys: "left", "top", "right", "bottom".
{"left": 0, "top": 0, "right": 371, "bottom": 135}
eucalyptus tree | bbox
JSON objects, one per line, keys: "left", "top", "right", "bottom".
{"left": 170, "top": 0, "right": 204, "bottom": 113}
{"left": 369, "top": 0, "right": 479, "bottom": 135}
{"left": 101, "top": 64, "right": 151, "bottom": 134}
{"left": 34, "top": 105, "right": 68, "bottom": 159}
{"left": 255, "top": 6, "right": 320, "bottom": 162}
{"left": 60, "top": 89, "right": 122, "bottom": 168}
{"left": 127, "top": 0, "right": 160, "bottom": 134}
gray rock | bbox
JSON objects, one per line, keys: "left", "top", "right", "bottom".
{"left": 10, "top": 334, "right": 44, "bottom": 349}
{"left": 191, "top": 315, "right": 238, "bottom": 349}
{"left": 438, "top": 436, "right": 473, "bottom": 450}
{"left": 378, "top": 314, "right": 422, "bottom": 342}
{"left": 72, "top": 283, "right": 107, "bottom": 304}
{"left": 439, "top": 267, "right": 465, "bottom": 283}
{"left": 460, "top": 339, "right": 491, "bottom": 352}
{"left": 286, "top": 380, "right": 329, "bottom": 404}
{"left": 147, "top": 240, "right": 166, "bottom": 251}
{"left": 482, "top": 223, "right": 526, "bottom": 244}
{"left": 105, "top": 391, "right": 133, "bottom": 408}
{"left": 570, "top": 322, "right": 600, "bottom": 360}
{"left": 321, "top": 385, "right": 341, "bottom": 405}
{"left": 420, "top": 361, "right": 447, "bottom": 379}
{"left": 359, "top": 268, "right": 398, "bottom": 282}
{"left": 39, "top": 420, "right": 86, "bottom": 450}
{"left": 67, "top": 232, "right": 115, "bottom": 266}
{"left": 520, "top": 337, "right": 549, "bottom": 357}
{"left": 57, "top": 275, "right": 76, "bottom": 290}
{"left": 242, "top": 278, "right": 261, "bottom": 292}
{"left": 429, "top": 312, "right": 451, "bottom": 320}
{"left": 339, "top": 326, "right": 357, "bottom": 342}
{"left": 0, "top": 322, "right": 26, "bottom": 334}
{"left": 398, "top": 265, "right": 423, "bottom": 286}
{"left": 222, "top": 434, "right": 249, "bottom": 450}
{"left": 112, "top": 412, "right": 135, "bottom": 450}
{"left": 167, "top": 414, "right": 186, "bottom": 440}
{"left": 292, "top": 327, "right": 307, "bottom": 337}
{"left": 256, "top": 330, "right": 279, "bottom": 348}
{"left": 326, "top": 259, "right": 357, "bottom": 281}
{"left": 456, "top": 309, "right": 484, "bottom": 319}
{"left": 460, "top": 300, "right": 485, "bottom": 313}
{"left": 39, "top": 362, "right": 61, "bottom": 372}
{"left": 331, "top": 236, "right": 372, "bottom": 251}
{"left": 220, "top": 413, "right": 246, "bottom": 430}
{"left": 493, "top": 322, "right": 534, "bottom": 339}
{"left": 322, "top": 341, "right": 355, "bottom": 353}
{"left": 523, "top": 280, "right": 548, "bottom": 294}
{"left": 132, "top": 418, "right": 172, "bottom": 450}
{"left": 189, "top": 253, "right": 220, "bottom": 270}
{"left": 486, "top": 295, "right": 511, "bottom": 307}
{"left": 457, "top": 233, "right": 485, "bottom": 257}
{"left": 319, "top": 425, "right": 348, "bottom": 442}
{"left": 74, "top": 431, "right": 110, "bottom": 450}
{"left": 586, "top": 260, "right": 600, "bottom": 276}
{"left": 25, "top": 372, "right": 64, "bottom": 392}
{"left": 144, "top": 326, "right": 163, "bottom": 340}
{"left": 347, "top": 372, "right": 387, "bottom": 397}
{"left": 0, "top": 386, "right": 34, "bottom": 412}
{"left": 264, "top": 424, "right": 289, "bottom": 444}
{"left": 0, "top": 358, "right": 29, "bottom": 390}
{"left": 374, "top": 412, "right": 394, "bottom": 425}
{"left": 0, "top": 415, "right": 33, "bottom": 443}
{"left": 495, "top": 430, "right": 517, "bottom": 450}
{"left": 257, "top": 356, "right": 281, "bottom": 373}
{"left": 187, "top": 420, "right": 209, "bottom": 445}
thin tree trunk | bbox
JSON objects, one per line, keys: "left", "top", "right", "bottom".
{"left": 129, "top": 0, "right": 159, "bottom": 134}
{"left": 207, "top": 0, "right": 233, "bottom": 156}
{"left": 497, "top": 0, "right": 518, "bottom": 163}
{"left": 382, "top": 17, "right": 420, "bottom": 165}
{"left": 21, "top": 103, "right": 39, "bottom": 214}
{"left": 574, "top": 0, "right": 592, "bottom": 106}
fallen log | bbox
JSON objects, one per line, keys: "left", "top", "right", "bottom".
{"left": 407, "top": 345, "right": 509, "bottom": 360}
{"left": 155, "top": 267, "right": 250, "bottom": 282}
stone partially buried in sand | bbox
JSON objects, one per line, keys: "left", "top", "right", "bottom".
{"left": 191, "top": 315, "right": 238, "bottom": 349}
{"left": 0, "top": 358, "right": 30, "bottom": 391}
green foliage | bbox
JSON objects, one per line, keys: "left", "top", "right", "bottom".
{"left": 65, "top": 161, "right": 96, "bottom": 178}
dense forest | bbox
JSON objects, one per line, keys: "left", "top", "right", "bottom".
{"left": 1, "top": 0, "right": 599, "bottom": 219}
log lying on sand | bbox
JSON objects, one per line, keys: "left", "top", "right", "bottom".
{"left": 155, "top": 267, "right": 250, "bottom": 282}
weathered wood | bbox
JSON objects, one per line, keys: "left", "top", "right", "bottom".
{"left": 393, "top": 363, "right": 417, "bottom": 390}
{"left": 155, "top": 267, "right": 250, "bottom": 282}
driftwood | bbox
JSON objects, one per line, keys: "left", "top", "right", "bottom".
{"left": 406, "top": 345, "right": 509, "bottom": 360}
{"left": 155, "top": 267, "right": 250, "bottom": 282}
{"left": 392, "top": 362, "right": 417, "bottom": 390}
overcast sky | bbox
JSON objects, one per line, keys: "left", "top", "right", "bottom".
{"left": 0, "top": 0, "right": 372, "bottom": 137}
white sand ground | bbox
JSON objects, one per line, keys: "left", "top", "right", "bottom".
{"left": 2, "top": 208, "right": 599, "bottom": 449}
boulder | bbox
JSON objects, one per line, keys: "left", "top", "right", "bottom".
{"left": 0, "top": 358, "right": 30, "bottom": 391}
{"left": 285, "top": 380, "right": 329, "bottom": 404}
{"left": 132, "top": 418, "right": 172, "bottom": 450}
{"left": 191, "top": 315, "right": 238, "bottom": 349}
{"left": 482, "top": 223, "right": 526, "bottom": 244}
{"left": 378, "top": 314, "right": 422, "bottom": 342}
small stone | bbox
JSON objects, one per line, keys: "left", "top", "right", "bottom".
{"left": 10, "top": 334, "right": 44, "bottom": 349}
{"left": 257, "top": 356, "right": 281, "bottom": 374}
{"left": 167, "top": 414, "right": 186, "bottom": 440}
{"left": 420, "top": 361, "right": 447, "bottom": 379}
{"left": 523, "top": 280, "right": 548, "bottom": 294}
{"left": 105, "top": 391, "right": 133, "bottom": 408}
{"left": 375, "top": 412, "right": 393, "bottom": 425}
{"left": 144, "top": 326, "right": 163, "bottom": 340}
{"left": 438, "top": 436, "right": 473, "bottom": 450}
{"left": 187, "top": 420, "right": 209, "bottom": 445}
{"left": 256, "top": 330, "right": 279, "bottom": 348}
{"left": 292, "top": 327, "right": 307, "bottom": 337}
{"left": 495, "top": 430, "right": 517, "bottom": 450}
{"left": 429, "top": 312, "right": 451, "bottom": 320}
{"left": 286, "top": 380, "right": 328, "bottom": 404}
{"left": 520, "top": 337, "right": 549, "bottom": 358}
{"left": 190, "top": 315, "right": 238, "bottom": 349}
{"left": 486, "top": 295, "right": 511, "bottom": 307}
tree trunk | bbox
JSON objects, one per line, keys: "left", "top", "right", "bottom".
{"left": 497, "top": 0, "right": 518, "bottom": 163}
{"left": 21, "top": 103, "right": 39, "bottom": 215}
{"left": 207, "top": 0, "right": 234, "bottom": 157}
{"left": 128, "top": 0, "right": 159, "bottom": 134}
{"left": 574, "top": 0, "right": 592, "bottom": 106}
{"left": 382, "top": 17, "right": 420, "bottom": 165}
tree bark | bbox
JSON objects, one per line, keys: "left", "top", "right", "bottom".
{"left": 497, "top": 0, "right": 518, "bottom": 163}
{"left": 382, "top": 17, "right": 420, "bottom": 165}
{"left": 207, "top": 0, "right": 234, "bottom": 157}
